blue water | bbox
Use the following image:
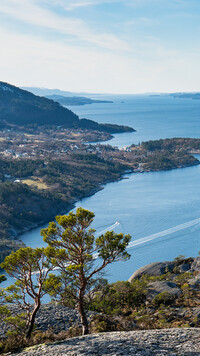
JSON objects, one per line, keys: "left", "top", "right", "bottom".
{"left": 2, "top": 95, "right": 200, "bottom": 285}
{"left": 73, "top": 166, "right": 200, "bottom": 281}
{"left": 70, "top": 94, "right": 200, "bottom": 147}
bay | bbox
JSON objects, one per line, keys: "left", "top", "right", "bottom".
{"left": 3, "top": 94, "right": 200, "bottom": 285}
{"left": 71, "top": 94, "right": 200, "bottom": 147}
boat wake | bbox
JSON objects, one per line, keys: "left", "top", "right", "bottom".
{"left": 127, "top": 217, "right": 200, "bottom": 250}
{"left": 97, "top": 221, "right": 120, "bottom": 235}
{"left": 32, "top": 217, "right": 200, "bottom": 273}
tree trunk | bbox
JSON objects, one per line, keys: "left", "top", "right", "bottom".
{"left": 26, "top": 300, "right": 40, "bottom": 339}
{"left": 78, "top": 298, "right": 89, "bottom": 335}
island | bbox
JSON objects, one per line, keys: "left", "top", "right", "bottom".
{"left": 45, "top": 95, "right": 113, "bottom": 106}
{"left": 171, "top": 92, "right": 200, "bottom": 100}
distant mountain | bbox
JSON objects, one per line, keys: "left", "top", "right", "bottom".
{"left": 21, "top": 87, "right": 96, "bottom": 97}
{"left": 0, "top": 82, "right": 134, "bottom": 133}
{"left": 0, "top": 82, "right": 79, "bottom": 128}
{"left": 171, "top": 93, "right": 200, "bottom": 100}
{"left": 45, "top": 95, "right": 113, "bottom": 106}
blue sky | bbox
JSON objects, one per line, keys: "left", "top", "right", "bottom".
{"left": 0, "top": 0, "right": 200, "bottom": 93}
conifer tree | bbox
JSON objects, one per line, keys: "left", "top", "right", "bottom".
{"left": 42, "top": 207, "right": 131, "bottom": 335}
{"left": 1, "top": 247, "right": 53, "bottom": 339}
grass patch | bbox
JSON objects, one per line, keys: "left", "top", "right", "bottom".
{"left": 21, "top": 177, "right": 49, "bottom": 190}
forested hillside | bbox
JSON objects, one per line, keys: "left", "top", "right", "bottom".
{"left": 0, "top": 82, "right": 134, "bottom": 133}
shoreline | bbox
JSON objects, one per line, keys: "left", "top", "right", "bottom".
{"left": 15, "top": 174, "right": 129, "bottom": 244}
{"left": 14, "top": 159, "right": 199, "bottom": 245}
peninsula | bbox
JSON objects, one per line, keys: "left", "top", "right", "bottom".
{"left": 45, "top": 94, "right": 113, "bottom": 106}
{"left": 0, "top": 133, "right": 200, "bottom": 263}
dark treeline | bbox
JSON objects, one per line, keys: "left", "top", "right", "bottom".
{"left": 140, "top": 138, "right": 200, "bottom": 152}
{"left": 0, "top": 154, "right": 125, "bottom": 262}
{"left": 0, "top": 82, "right": 134, "bottom": 133}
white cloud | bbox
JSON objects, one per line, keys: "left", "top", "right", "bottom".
{"left": 125, "top": 17, "right": 159, "bottom": 27}
{"left": 44, "top": 0, "right": 120, "bottom": 10}
{"left": 0, "top": 0, "right": 130, "bottom": 51}
{"left": 0, "top": 22, "right": 200, "bottom": 94}
{"left": 0, "top": 26, "right": 135, "bottom": 92}
{"left": 0, "top": 0, "right": 199, "bottom": 93}
{"left": 64, "top": 1, "right": 105, "bottom": 10}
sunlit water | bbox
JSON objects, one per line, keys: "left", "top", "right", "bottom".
{"left": 2, "top": 95, "right": 200, "bottom": 286}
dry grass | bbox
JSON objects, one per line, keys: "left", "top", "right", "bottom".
{"left": 71, "top": 132, "right": 81, "bottom": 137}
{"left": 21, "top": 177, "right": 49, "bottom": 190}
{"left": 24, "top": 134, "right": 34, "bottom": 137}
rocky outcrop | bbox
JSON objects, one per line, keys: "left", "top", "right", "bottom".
{"left": 13, "top": 328, "right": 200, "bottom": 355}
{"left": 147, "top": 281, "right": 182, "bottom": 300}
{"left": 0, "top": 304, "right": 95, "bottom": 338}
{"left": 128, "top": 261, "right": 175, "bottom": 281}
{"left": 128, "top": 257, "right": 199, "bottom": 282}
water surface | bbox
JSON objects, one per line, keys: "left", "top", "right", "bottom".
{"left": 3, "top": 95, "right": 200, "bottom": 284}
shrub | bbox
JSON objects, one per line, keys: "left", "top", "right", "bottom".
{"left": 152, "top": 292, "right": 174, "bottom": 306}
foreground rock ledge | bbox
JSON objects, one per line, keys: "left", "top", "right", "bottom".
{"left": 14, "top": 328, "right": 200, "bottom": 355}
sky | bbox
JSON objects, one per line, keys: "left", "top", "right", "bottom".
{"left": 0, "top": 0, "right": 200, "bottom": 93}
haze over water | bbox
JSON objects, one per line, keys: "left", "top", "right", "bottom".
{"left": 19, "top": 95, "right": 200, "bottom": 282}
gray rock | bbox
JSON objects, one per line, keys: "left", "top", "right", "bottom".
{"left": 128, "top": 262, "right": 175, "bottom": 281}
{"left": 191, "top": 307, "right": 200, "bottom": 320}
{"left": 188, "top": 276, "right": 200, "bottom": 289}
{"left": 147, "top": 281, "right": 182, "bottom": 300}
{"left": 179, "top": 263, "right": 191, "bottom": 272}
{"left": 0, "top": 304, "right": 95, "bottom": 338}
{"left": 191, "top": 256, "right": 200, "bottom": 272}
{"left": 11, "top": 328, "right": 200, "bottom": 355}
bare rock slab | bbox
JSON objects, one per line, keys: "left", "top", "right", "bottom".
{"left": 13, "top": 328, "right": 200, "bottom": 355}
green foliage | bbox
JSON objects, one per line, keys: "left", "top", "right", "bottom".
{"left": 1, "top": 247, "right": 52, "bottom": 278}
{"left": 1, "top": 247, "right": 54, "bottom": 339}
{"left": 0, "top": 81, "right": 79, "bottom": 128}
{"left": 90, "top": 279, "right": 147, "bottom": 315}
{"left": 141, "top": 138, "right": 200, "bottom": 152}
{"left": 0, "top": 274, "right": 10, "bottom": 320}
{"left": 181, "top": 283, "right": 191, "bottom": 301}
{"left": 174, "top": 272, "right": 192, "bottom": 286}
{"left": 152, "top": 292, "right": 174, "bottom": 307}
{"left": 173, "top": 255, "right": 185, "bottom": 262}
{"left": 90, "top": 314, "right": 123, "bottom": 333}
{"left": 0, "top": 81, "right": 133, "bottom": 133}
{"left": 0, "top": 154, "right": 125, "bottom": 260}
{"left": 139, "top": 138, "right": 200, "bottom": 171}
{"left": 42, "top": 207, "right": 131, "bottom": 335}
{"left": 5, "top": 313, "right": 27, "bottom": 338}
{"left": 143, "top": 152, "right": 198, "bottom": 171}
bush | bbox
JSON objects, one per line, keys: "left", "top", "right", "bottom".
{"left": 89, "top": 280, "right": 147, "bottom": 316}
{"left": 90, "top": 315, "right": 123, "bottom": 333}
{"left": 152, "top": 292, "right": 174, "bottom": 306}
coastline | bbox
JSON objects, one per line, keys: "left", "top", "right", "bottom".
{"left": 15, "top": 173, "right": 131, "bottom": 244}
{"left": 14, "top": 158, "right": 199, "bottom": 246}
{"left": 2, "top": 135, "right": 200, "bottom": 261}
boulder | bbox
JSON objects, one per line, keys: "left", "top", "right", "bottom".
{"left": 191, "top": 257, "right": 200, "bottom": 272}
{"left": 191, "top": 307, "right": 200, "bottom": 320}
{"left": 179, "top": 263, "right": 191, "bottom": 273}
{"left": 188, "top": 276, "right": 200, "bottom": 289}
{"left": 128, "top": 261, "right": 175, "bottom": 282}
{"left": 147, "top": 281, "right": 182, "bottom": 300}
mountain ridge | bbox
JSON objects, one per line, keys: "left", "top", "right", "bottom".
{"left": 0, "top": 82, "right": 134, "bottom": 133}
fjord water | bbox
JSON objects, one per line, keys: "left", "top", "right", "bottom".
{"left": 20, "top": 95, "right": 200, "bottom": 282}
{"left": 72, "top": 94, "right": 200, "bottom": 147}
